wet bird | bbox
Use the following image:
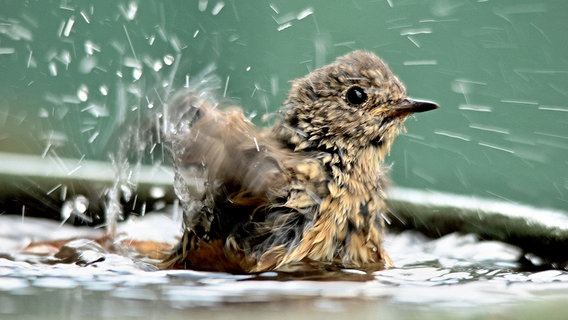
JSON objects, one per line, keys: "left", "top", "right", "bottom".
{"left": 160, "top": 50, "right": 438, "bottom": 274}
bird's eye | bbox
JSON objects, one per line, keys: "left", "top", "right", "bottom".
{"left": 345, "top": 86, "right": 368, "bottom": 105}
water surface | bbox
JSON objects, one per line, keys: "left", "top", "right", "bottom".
{"left": 1, "top": 214, "right": 567, "bottom": 320}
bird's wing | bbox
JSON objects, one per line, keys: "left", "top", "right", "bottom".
{"left": 171, "top": 100, "right": 289, "bottom": 199}
{"left": 165, "top": 91, "right": 292, "bottom": 234}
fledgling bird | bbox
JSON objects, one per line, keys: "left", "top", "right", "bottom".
{"left": 160, "top": 50, "right": 438, "bottom": 274}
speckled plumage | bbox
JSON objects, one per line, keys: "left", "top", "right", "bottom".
{"left": 160, "top": 51, "right": 438, "bottom": 273}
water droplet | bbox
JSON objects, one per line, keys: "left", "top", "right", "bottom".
{"left": 277, "top": 22, "right": 292, "bottom": 31}
{"left": 163, "top": 54, "right": 174, "bottom": 66}
{"left": 198, "top": 0, "right": 208, "bottom": 12}
{"left": 88, "top": 131, "right": 99, "bottom": 143}
{"left": 403, "top": 60, "right": 438, "bottom": 66}
{"left": 84, "top": 40, "right": 100, "bottom": 55}
{"left": 173, "top": 172, "right": 191, "bottom": 203}
{"left": 297, "top": 7, "right": 314, "bottom": 20}
{"left": 228, "top": 33, "right": 239, "bottom": 42}
{"left": 60, "top": 195, "right": 91, "bottom": 224}
{"left": 122, "top": 1, "right": 139, "bottom": 21}
{"left": 78, "top": 56, "right": 97, "bottom": 74}
{"left": 270, "top": 75, "right": 279, "bottom": 96}
{"left": 63, "top": 16, "right": 75, "bottom": 37}
{"left": 133, "top": 68, "right": 142, "bottom": 80}
{"left": 150, "top": 187, "right": 166, "bottom": 199}
{"left": 80, "top": 10, "right": 90, "bottom": 24}
{"left": 48, "top": 62, "right": 58, "bottom": 76}
{"left": 82, "top": 104, "right": 109, "bottom": 118}
{"left": 152, "top": 60, "right": 163, "bottom": 71}
{"left": 77, "top": 85, "right": 89, "bottom": 102}
{"left": 0, "top": 48, "right": 15, "bottom": 55}
{"left": 38, "top": 108, "right": 49, "bottom": 118}
{"left": 2, "top": 23, "right": 33, "bottom": 41}
{"left": 123, "top": 57, "right": 141, "bottom": 69}
{"left": 59, "top": 50, "right": 72, "bottom": 66}
{"left": 458, "top": 104, "right": 492, "bottom": 112}
{"left": 120, "top": 184, "right": 133, "bottom": 202}
{"left": 269, "top": 3, "right": 279, "bottom": 13}
{"left": 211, "top": 1, "right": 225, "bottom": 15}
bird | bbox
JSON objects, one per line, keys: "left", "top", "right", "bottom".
{"left": 159, "top": 50, "right": 438, "bottom": 274}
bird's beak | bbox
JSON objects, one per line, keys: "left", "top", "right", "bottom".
{"left": 392, "top": 98, "right": 439, "bottom": 114}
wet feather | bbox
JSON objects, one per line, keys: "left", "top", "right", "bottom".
{"left": 160, "top": 50, "right": 438, "bottom": 273}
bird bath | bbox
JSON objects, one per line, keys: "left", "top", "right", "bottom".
{"left": 1, "top": 155, "right": 568, "bottom": 319}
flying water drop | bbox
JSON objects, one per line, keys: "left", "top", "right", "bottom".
{"left": 211, "top": 2, "right": 225, "bottom": 16}
{"left": 133, "top": 68, "right": 143, "bottom": 80}
{"left": 60, "top": 195, "right": 92, "bottom": 224}
{"left": 163, "top": 54, "right": 174, "bottom": 66}
{"left": 77, "top": 85, "right": 89, "bottom": 102}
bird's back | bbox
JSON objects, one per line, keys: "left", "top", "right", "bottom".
{"left": 161, "top": 93, "right": 329, "bottom": 272}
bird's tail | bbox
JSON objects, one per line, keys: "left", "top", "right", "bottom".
{"left": 157, "top": 229, "right": 192, "bottom": 269}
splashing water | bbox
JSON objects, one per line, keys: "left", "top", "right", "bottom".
{"left": 2, "top": 212, "right": 568, "bottom": 318}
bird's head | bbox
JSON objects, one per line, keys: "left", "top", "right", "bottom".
{"left": 276, "top": 50, "right": 438, "bottom": 155}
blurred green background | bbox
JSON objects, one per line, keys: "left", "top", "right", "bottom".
{"left": 0, "top": 0, "right": 566, "bottom": 212}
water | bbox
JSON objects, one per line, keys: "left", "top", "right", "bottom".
{"left": 1, "top": 214, "right": 568, "bottom": 319}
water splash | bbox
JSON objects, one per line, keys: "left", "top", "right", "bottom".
{"left": 60, "top": 195, "right": 91, "bottom": 225}
{"left": 211, "top": 2, "right": 225, "bottom": 16}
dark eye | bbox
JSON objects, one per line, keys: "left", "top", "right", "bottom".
{"left": 345, "top": 86, "right": 368, "bottom": 105}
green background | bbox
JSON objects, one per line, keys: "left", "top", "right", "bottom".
{"left": 1, "top": 0, "right": 566, "bottom": 212}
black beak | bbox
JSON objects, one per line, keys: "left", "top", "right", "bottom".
{"left": 393, "top": 98, "right": 439, "bottom": 114}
